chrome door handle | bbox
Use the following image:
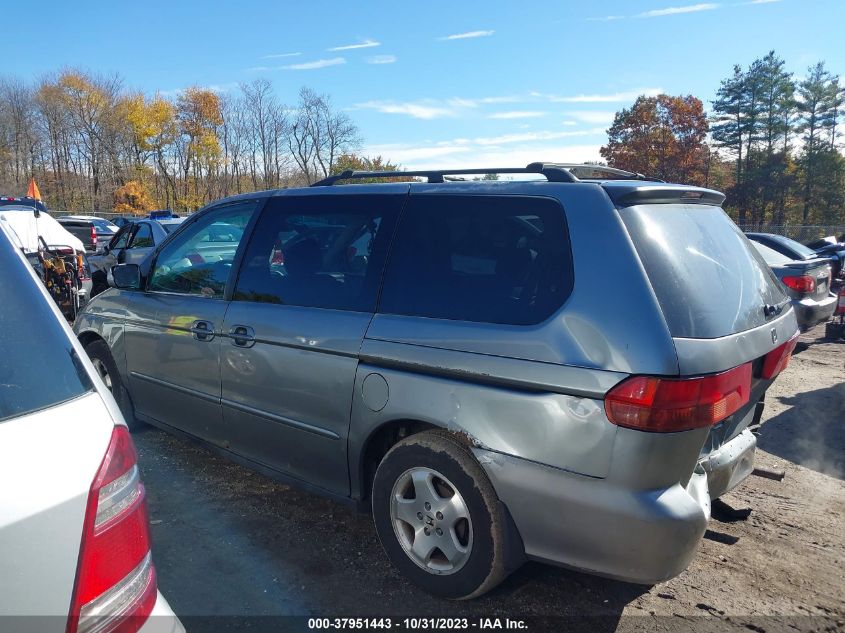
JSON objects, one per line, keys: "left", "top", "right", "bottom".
{"left": 189, "top": 320, "right": 216, "bottom": 341}
{"left": 229, "top": 325, "right": 255, "bottom": 348}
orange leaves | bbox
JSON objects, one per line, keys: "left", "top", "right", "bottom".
{"left": 177, "top": 87, "right": 223, "bottom": 138}
{"left": 113, "top": 180, "right": 155, "bottom": 212}
{"left": 600, "top": 94, "right": 711, "bottom": 185}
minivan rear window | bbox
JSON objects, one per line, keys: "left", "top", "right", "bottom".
{"left": 620, "top": 205, "right": 788, "bottom": 339}
{"left": 379, "top": 195, "right": 573, "bottom": 325}
{"left": 0, "top": 239, "right": 94, "bottom": 422}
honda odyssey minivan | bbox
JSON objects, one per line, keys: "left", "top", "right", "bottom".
{"left": 75, "top": 163, "right": 798, "bottom": 599}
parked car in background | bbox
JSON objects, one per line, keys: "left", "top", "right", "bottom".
{"left": 805, "top": 237, "right": 845, "bottom": 287}
{"left": 0, "top": 201, "right": 92, "bottom": 319}
{"left": 750, "top": 240, "right": 837, "bottom": 331}
{"left": 0, "top": 221, "right": 183, "bottom": 633}
{"left": 148, "top": 209, "right": 179, "bottom": 220}
{"left": 56, "top": 215, "right": 118, "bottom": 253}
{"left": 111, "top": 216, "right": 135, "bottom": 228}
{"left": 88, "top": 220, "right": 170, "bottom": 297}
{"left": 746, "top": 232, "right": 841, "bottom": 280}
{"left": 157, "top": 217, "right": 186, "bottom": 233}
{"left": 76, "top": 163, "right": 799, "bottom": 599}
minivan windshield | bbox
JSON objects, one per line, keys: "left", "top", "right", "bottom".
{"left": 620, "top": 205, "right": 789, "bottom": 339}
{"left": 0, "top": 229, "right": 94, "bottom": 421}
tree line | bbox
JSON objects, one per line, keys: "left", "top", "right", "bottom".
{"left": 601, "top": 51, "right": 843, "bottom": 229}
{"left": 2, "top": 54, "right": 843, "bottom": 226}
{"left": 0, "top": 71, "right": 361, "bottom": 213}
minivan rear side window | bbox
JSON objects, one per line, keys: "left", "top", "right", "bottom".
{"left": 379, "top": 195, "right": 573, "bottom": 325}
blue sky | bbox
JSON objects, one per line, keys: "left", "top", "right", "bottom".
{"left": 5, "top": 0, "right": 843, "bottom": 169}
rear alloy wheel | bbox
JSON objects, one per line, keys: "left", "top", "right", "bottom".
{"left": 390, "top": 467, "right": 473, "bottom": 575}
{"left": 372, "top": 431, "right": 509, "bottom": 599}
{"left": 84, "top": 339, "right": 143, "bottom": 431}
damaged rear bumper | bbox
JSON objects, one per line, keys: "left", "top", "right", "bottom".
{"left": 475, "top": 428, "right": 757, "bottom": 585}
{"left": 475, "top": 448, "right": 711, "bottom": 585}
{"left": 700, "top": 428, "right": 757, "bottom": 499}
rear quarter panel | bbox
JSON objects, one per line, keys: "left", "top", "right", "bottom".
{"left": 0, "top": 393, "right": 113, "bottom": 622}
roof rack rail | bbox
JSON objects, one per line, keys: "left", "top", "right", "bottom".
{"left": 540, "top": 163, "right": 656, "bottom": 181}
{"left": 310, "top": 163, "right": 579, "bottom": 186}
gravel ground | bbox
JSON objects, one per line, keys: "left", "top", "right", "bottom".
{"left": 134, "top": 324, "right": 845, "bottom": 632}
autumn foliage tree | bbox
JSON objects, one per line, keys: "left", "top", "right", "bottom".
{"left": 600, "top": 94, "right": 711, "bottom": 185}
{"left": 113, "top": 180, "right": 155, "bottom": 213}
{"left": 0, "top": 69, "right": 363, "bottom": 212}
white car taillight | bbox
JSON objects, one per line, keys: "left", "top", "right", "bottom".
{"left": 67, "top": 426, "right": 157, "bottom": 633}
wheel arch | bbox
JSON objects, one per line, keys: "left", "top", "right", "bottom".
{"left": 357, "top": 419, "right": 476, "bottom": 503}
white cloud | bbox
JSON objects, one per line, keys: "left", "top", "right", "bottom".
{"left": 541, "top": 88, "right": 663, "bottom": 103}
{"left": 364, "top": 142, "right": 473, "bottom": 162}
{"left": 366, "top": 55, "right": 397, "bottom": 64}
{"left": 261, "top": 52, "right": 301, "bottom": 59}
{"left": 246, "top": 66, "right": 272, "bottom": 72}
{"left": 207, "top": 83, "right": 238, "bottom": 93}
{"left": 473, "top": 130, "right": 597, "bottom": 146}
{"left": 283, "top": 57, "right": 346, "bottom": 70}
{"left": 365, "top": 126, "right": 607, "bottom": 171}
{"left": 366, "top": 143, "right": 604, "bottom": 171}
{"left": 567, "top": 111, "right": 617, "bottom": 124}
{"left": 355, "top": 100, "right": 460, "bottom": 119}
{"left": 637, "top": 3, "right": 720, "bottom": 18}
{"left": 487, "top": 111, "right": 548, "bottom": 120}
{"left": 748, "top": 0, "right": 780, "bottom": 3}
{"left": 327, "top": 39, "right": 380, "bottom": 51}
{"left": 586, "top": 15, "right": 625, "bottom": 21}
{"left": 479, "top": 95, "right": 525, "bottom": 104}
{"left": 439, "top": 30, "right": 495, "bottom": 41}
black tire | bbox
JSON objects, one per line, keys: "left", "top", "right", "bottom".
{"left": 84, "top": 339, "right": 143, "bottom": 431}
{"left": 372, "top": 430, "right": 509, "bottom": 599}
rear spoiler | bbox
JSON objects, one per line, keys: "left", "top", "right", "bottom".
{"left": 602, "top": 182, "right": 726, "bottom": 207}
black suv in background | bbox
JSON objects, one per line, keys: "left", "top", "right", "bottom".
{"left": 56, "top": 215, "right": 118, "bottom": 252}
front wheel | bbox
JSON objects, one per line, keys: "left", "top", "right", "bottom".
{"left": 372, "top": 431, "right": 510, "bottom": 599}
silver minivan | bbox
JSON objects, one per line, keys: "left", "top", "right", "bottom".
{"left": 0, "top": 223, "right": 183, "bottom": 632}
{"left": 75, "top": 163, "right": 798, "bottom": 599}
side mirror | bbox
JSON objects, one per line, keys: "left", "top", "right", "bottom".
{"left": 112, "top": 263, "right": 141, "bottom": 290}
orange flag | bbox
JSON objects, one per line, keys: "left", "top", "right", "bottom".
{"left": 26, "top": 177, "right": 41, "bottom": 201}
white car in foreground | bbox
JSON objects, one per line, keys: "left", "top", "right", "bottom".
{"left": 0, "top": 222, "right": 183, "bottom": 633}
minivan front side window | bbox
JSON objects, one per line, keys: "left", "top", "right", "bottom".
{"left": 233, "top": 195, "right": 399, "bottom": 312}
{"left": 149, "top": 201, "right": 259, "bottom": 298}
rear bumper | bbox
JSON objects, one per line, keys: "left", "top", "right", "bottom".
{"left": 138, "top": 591, "right": 184, "bottom": 633}
{"left": 475, "top": 448, "right": 711, "bottom": 585}
{"left": 794, "top": 294, "right": 837, "bottom": 331}
{"left": 699, "top": 428, "right": 757, "bottom": 499}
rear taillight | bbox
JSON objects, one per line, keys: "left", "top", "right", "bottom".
{"left": 762, "top": 334, "right": 799, "bottom": 379}
{"left": 67, "top": 426, "right": 156, "bottom": 633}
{"left": 605, "top": 363, "right": 752, "bottom": 432}
{"left": 782, "top": 275, "right": 815, "bottom": 293}
{"left": 91, "top": 226, "right": 98, "bottom": 249}
{"left": 837, "top": 288, "right": 845, "bottom": 315}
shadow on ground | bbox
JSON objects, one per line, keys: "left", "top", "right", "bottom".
{"left": 133, "top": 426, "right": 648, "bottom": 632}
{"left": 757, "top": 382, "right": 845, "bottom": 480}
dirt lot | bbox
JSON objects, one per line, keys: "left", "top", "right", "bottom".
{"left": 135, "top": 324, "right": 845, "bottom": 632}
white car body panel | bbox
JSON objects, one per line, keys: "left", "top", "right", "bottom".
{"left": 0, "top": 208, "right": 86, "bottom": 253}
{"left": 0, "top": 394, "right": 111, "bottom": 620}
